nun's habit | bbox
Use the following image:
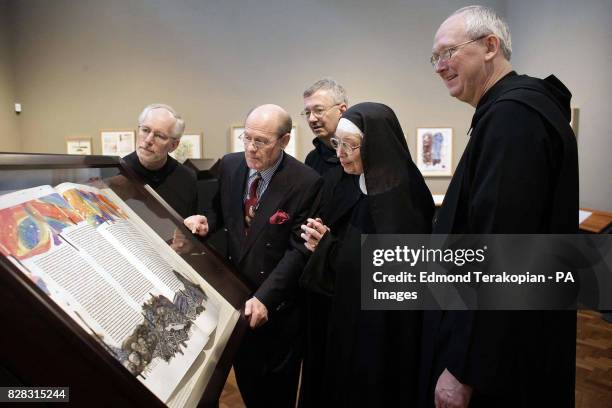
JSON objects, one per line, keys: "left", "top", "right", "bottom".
{"left": 299, "top": 102, "right": 435, "bottom": 407}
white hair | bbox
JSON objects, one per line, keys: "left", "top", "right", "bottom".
{"left": 138, "top": 103, "right": 185, "bottom": 139}
{"left": 452, "top": 5, "right": 512, "bottom": 61}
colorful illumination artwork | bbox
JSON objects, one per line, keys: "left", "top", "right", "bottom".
{"left": 62, "top": 188, "right": 127, "bottom": 226}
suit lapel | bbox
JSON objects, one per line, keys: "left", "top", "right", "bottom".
{"left": 229, "top": 159, "right": 249, "bottom": 246}
{"left": 239, "top": 158, "right": 288, "bottom": 262}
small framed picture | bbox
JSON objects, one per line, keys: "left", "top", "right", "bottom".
{"left": 101, "top": 130, "right": 135, "bottom": 157}
{"left": 169, "top": 133, "right": 203, "bottom": 163}
{"left": 229, "top": 125, "right": 298, "bottom": 157}
{"left": 416, "top": 127, "right": 453, "bottom": 177}
{"left": 66, "top": 138, "right": 92, "bottom": 155}
{"left": 230, "top": 125, "right": 245, "bottom": 153}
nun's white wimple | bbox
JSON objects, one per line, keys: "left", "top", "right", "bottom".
{"left": 336, "top": 118, "right": 363, "bottom": 138}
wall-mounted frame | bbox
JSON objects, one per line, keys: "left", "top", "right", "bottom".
{"left": 101, "top": 130, "right": 135, "bottom": 157}
{"left": 570, "top": 107, "right": 580, "bottom": 138}
{"left": 66, "top": 137, "right": 92, "bottom": 155}
{"left": 229, "top": 125, "right": 298, "bottom": 157}
{"left": 229, "top": 125, "right": 245, "bottom": 153}
{"left": 415, "top": 127, "right": 453, "bottom": 177}
{"left": 170, "top": 133, "right": 203, "bottom": 163}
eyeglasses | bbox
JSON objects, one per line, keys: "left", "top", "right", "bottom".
{"left": 239, "top": 133, "right": 278, "bottom": 150}
{"left": 330, "top": 137, "right": 360, "bottom": 153}
{"left": 300, "top": 104, "right": 340, "bottom": 119}
{"left": 139, "top": 125, "right": 176, "bottom": 143}
{"left": 430, "top": 35, "right": 487, "bottom": 68}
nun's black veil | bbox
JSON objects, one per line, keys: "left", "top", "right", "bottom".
{"left": 299, "top": 103, "right": 434, "bottom": 406}
{"left": 342, "top": 102, "right": 434, "bottom": 233}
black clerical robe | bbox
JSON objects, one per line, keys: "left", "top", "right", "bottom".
{"left": 123, "top": 152, "right": 197, "bottom": 218}
{"left": 300, "top": 103, "right": 434, "bottom": 407}
{"left": 300, "top": 136, "right": 340, "bottom": 407}
{"left": 420, "top": 72, "right": 578, "bottom": 408}
{"left": 304, "top": 137, "right": 340, "bottom": 176}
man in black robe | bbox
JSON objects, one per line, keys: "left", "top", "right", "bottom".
{"left": 123, "top": 104, "right": 197, "bottom": 218}
{"left": 302, "top": 78, "right": 348, "bottom": 176}
{"left": 299, "top": 78, "right": 349, "bottom": 406}
{"left": 421, "top": 5, "right": 578, "bottom": 408}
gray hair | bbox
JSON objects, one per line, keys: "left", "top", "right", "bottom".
{"left": 138, "top": 103, "right": 185, "bottom": 139}
{"left": 452, "top": 5, "right": 512, "bottom": 61}
{"left": 303, "top": 78, "right": 349, "bottom": 105}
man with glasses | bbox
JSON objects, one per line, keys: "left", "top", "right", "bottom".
{"left": 302, "top": 78, "right": 348, "bottom": 176}
{"left": 421, "top": 5, "right": 578, "bottom": 408}
{"left": 299, "top": 78, "right": 347, "bottom": 406}
{"left": 185, "top": 104, "right": 322, "bottom": 407}
{"left": 123, "top": 103, "right": 197, "bottom": 218}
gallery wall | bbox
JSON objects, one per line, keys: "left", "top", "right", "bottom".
{"left": 2, "top": 0, "right": 497, "bottom": 197}
{"left": 0, "top": 0, "right": 19, "bottom": 152}
{"left": 505, "top": 0, "right": 612, "bottom": 211}
{"left": 1, "top": 0, "right": 610, "bottom": 210}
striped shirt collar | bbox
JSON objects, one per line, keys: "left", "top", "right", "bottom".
{"left": 244, "top": 151, "right": 284, "bottom": 200}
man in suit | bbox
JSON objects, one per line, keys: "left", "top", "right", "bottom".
{"left": 185, "top": 104, "right": 322, "bottom": 407}
{"left": 420, "top": 5, "right": 578, "bottom": 408}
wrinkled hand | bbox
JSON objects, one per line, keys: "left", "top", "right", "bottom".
{"left": 244, "top": 297, "right": 268, "bottom": 329}
{"left": 170, "top": 228, "right": 193, "bottom": 254}
{"left": 300, "top": 218, "right": 330, "bottom": 252}
{"left": 184, "top": 214, "right": 209, "bottom": 237}
{"left": 435, "top": 368, "right": 473, "bottom": 408}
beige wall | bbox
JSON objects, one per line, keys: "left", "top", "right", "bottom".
{"left": 506, "top": 0, "right": 612, "bottom": 210}
{"left": 4, "top": 0, "right": 610, "bottom": 210}
{"left": 7, "top": 0, "right": 502, "bottom": 197}
{"left": 0, "top": 0, "right": 20, "bottom": 151}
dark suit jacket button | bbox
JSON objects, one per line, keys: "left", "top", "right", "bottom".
{"left": 260, "top": 270, "right": 265, "bottom": 274}
{"left": 228, "top": 256, "right": 232, "bottom": 260}
{"left": 265, "top": 242, "right": 271, "bottom": 247}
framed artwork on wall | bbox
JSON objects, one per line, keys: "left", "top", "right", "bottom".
{"left": 229, "top": 125, "right": 298, "bottom": 157}
{"left": 229, "top": 125, "right": 245, "bottom": 154}
{"left": 169, "top": 133, "right": 203, "bottom": 163}
{"left": 101, "top": 130, "right": 135, "bottom": 157}
{"left": 415, "top": 127, "right": 453, "bottom": 177}
{"left": 66, "top": 138, "right": 92, "bottom": 155}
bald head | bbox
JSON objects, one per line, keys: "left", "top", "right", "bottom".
{"left": 243, "top": 104, "right": 292, "bottom": 171}
{"left": 246, "top": 104, "right": 292, "bottom": 137}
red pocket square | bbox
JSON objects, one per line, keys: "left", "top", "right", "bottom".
{"left": 269, "top": 210, "right": 290, "bottom": 225}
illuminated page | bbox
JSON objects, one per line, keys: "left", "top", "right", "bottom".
{"left": 90, "top": 181, "right": 240, "bottom": 407}
{"left": 0, "top": 185, "right": 144, "bottom": 347}
{"left": 0, "top": 184, "right": 213, "bottom": 404}
{"left": 55, "top": 182, "right": 237, "bottom": 406}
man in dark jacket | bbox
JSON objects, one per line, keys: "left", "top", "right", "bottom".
{"left": 302, "top": 78, "right": 348, "bottom": 176}
{"left": 421, "top": 5, "right": 578, "bottom": 408}
{"left": 299, "top": 78, "right": 347, "bottom": 406}
{"left": 123, "top": 103, "right": 197, "bottom": 218}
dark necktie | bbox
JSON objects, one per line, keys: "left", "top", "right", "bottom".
{"left": 244, "top": 173, "right": 261, "bottom": 231}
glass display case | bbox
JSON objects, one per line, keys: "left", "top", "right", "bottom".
{"left": 0, "top": 152, "right": 250, "bottom": 407}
